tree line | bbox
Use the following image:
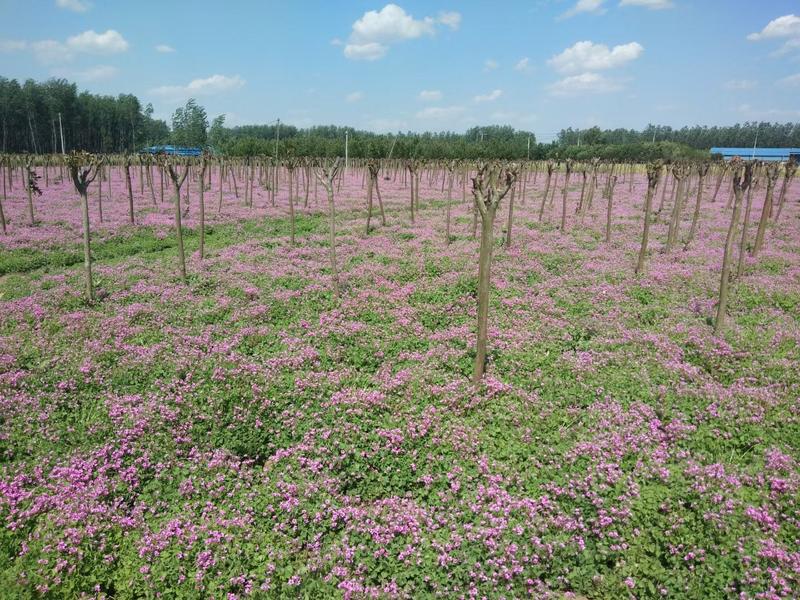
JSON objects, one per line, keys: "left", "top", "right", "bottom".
{"left": 3, "top": 76, "right": 799, "bottom": 161}
{"left": 0, "top": 77, "right": 169, "bottom": 154}
{"left": 557, "top": 123, "right": 800, "bottom": 149}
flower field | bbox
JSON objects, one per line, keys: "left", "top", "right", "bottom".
{"left": 0, "top": 165, "right": 799, "bottom": 599}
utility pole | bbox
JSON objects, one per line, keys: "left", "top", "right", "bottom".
{"left": 751, "top": 126, "right": 759, "bottom": 160}
{"left": 275, "top": 118, "right": 280, "bottom": 160}
{"left": 527, "top": 135, "right": 531, "bottom": 160}
{"left": 58, "top": 112, "right": 66, "bottom": 154}
{"left": 345, "top": 130, "right": 349, "bottom": 172}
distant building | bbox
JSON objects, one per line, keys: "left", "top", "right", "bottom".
{"left": 710, "top": 147, "right": 800, "bottom": 162}
{"left": 140, "top": 145, "right": 203, "bottom": 157}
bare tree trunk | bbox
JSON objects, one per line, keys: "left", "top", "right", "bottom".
{"left": 0, "top": 160, "right": 6, "bottom": 234}
{"left": 147, "top": 164, "right": 156, "bottom": 206}
{"left": 288, "top": 167, "right": 296, "bottom": 245}
{"left": 446, "top": 165, "right": 454, "bottom": 245}
{"left": 218, "top": 161, "right": 224, "bottom": 213}
{"left": 773, "top": 161, "right": 797, "bottom": 222}
{"left": 665, "top": 167, "right": 686, "bottom": 252}
{"left": 365, "top": 173, "right": 374, "bottom": 235}
{"left": 711, "top": 166, "right": 725, "bottom": 202}
{"left": 163, "top": 161, "right": 189, "bottom": 282}
{"left": 505, "top": 181, "right": 516, "bottom": 246}
{"left": 474, "top": 207, "right": 496, "bottom": 384}
{"left": 80, "top": 190, "right": 94, "bottom": 301}
{"left": 125, "top": 160, "right": 135, "bottom": 224}
{"left": 715, "top": 161, "right": 751, "bottom": 335}
{"left": 604, "top": 175, "right": 617, "bottom": 243}
{"left": 560, "top": 161, "right": 573, "bottom": 233}
{"left": 634, "top": 163, "right": 662, "bottom": 276}
{"left": 736, "top": 176, "right": 756, "bottom": 278}
{"left": 684, "top": 164, "right": 709, "bottom": 249}
{"left": 375, "top": 177, "right": 386, "bottom": 226}
{"left": 229, "top": 166, "right": 239, "bottom": 199}
{"left": 96, "top": 164, "right": 104, "bottom": 223}
{"left": 67, "top": 155, "right": 101, "bottom": 302}
{"left": 656, "top": 166, "right": 671, "bottom": 214}
{"left": 25, "top": 159, "right": 35, "bottom": 225}
{"left": 472, "top": 163, "right": 517, "bottom": 386}
{"left": 539, "top": 165, "right": 553, "bottom": 222}
{"left": 199, "top": 158, "right": 207, "bottom": 260}
{"left": 751, "top": 163, "right": 779, "bottom": 257}
{"left": 314, "top": 159, "right": 344, "bottom": 298}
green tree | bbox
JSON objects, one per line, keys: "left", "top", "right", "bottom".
{"left": 171, "top": 98, "right": 208, "bottom": 147}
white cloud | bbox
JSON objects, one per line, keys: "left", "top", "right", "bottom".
{"left": 0, "top": 40, "right": 27, "bottom": 52}
{"left": 514, "top": 57, "right": 531, "bottom": 71}
{"left": 4, "top": 29, "right": 129, "bottom": 65}
{"left": 619, "top": 0, "right": 673, "bottom": 9}
{"left": 415, "top": 105, "right": 465, "bottom": 119}
{"left": 66, "top": 29, "right": 129, "bottom": 53}
{"left": 155, "top": 44, "right": 175, "bottom": 53}
{"left": 474, "top": 89, "right": 503, "bottom": 102}
{"left": 560, "top": 0, "right": 607, "bottom": 19}
{"left": 343, "top": 42, "right": 387, "bottom": 60}
{"left": 777, "top": 73, "right": 800, "bottom": 87}
{"left": 56, "top": 0, "right": 90, "bottom": 12}
{"left": 342, "top": 4, "right": 458, "bottom": 60}
{"left": 736, "top": 103, "right": 800, "bottom": 119}
{"left": 150, "top": 74, "right": 246, "bottom": 98}
{"left": 548, "top": 72, "right": 623, "bottom": 96}
{"left": 772, "top": 38, "right": 800, "bottom": 57}
{"left": 330, "top": 37, "right": 343, "bottom": 46}
{"left": 484, "top": 58, "right": 499, "bottom": 71}
{"left": 747, "top": 14, "right": 800, "bottom": 41}
{"left": 52, "top": 64, "right": 118, "bottom": 81}
{"left": 437, "top": 11, "right": 461, "bottom": 30}
{"left": 418, "top": 89, "right": 442, "bottom": 101}
{"left": 346, "top": 91, "right": 364, "bottom": 102}
{"left": 548, "top": 40, "right": 643, "bottom": 73}
{"left": 724, "top": 79, "right": 756, "bottom": 91}
{"left": 32, "top": 40, "right": 73, "bottom": 64}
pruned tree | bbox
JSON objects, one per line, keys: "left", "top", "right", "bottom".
{"left": 365, "top": 159, "right": 386, "bottom": 234}
{"left": 634, "top": 161, "right": 663, "bottom": 276}
{"left": 66, "top": 151, "right": 102, "bottom": 302}
{"left": 710, "top": 164, "right": 726, "bottom": 202}
{"left": 24, "top": 155, "right": 40, "bottom": 225}
{"left": 751, "top": 161, "right": 780, "bottom": 257}
{"left": 406, "top": 159, "right": 419, "bottom": 223}
{"left": 124, "top": 155, "right": 135, "bottom": 224}
{"left": 314, "top": 157, "right": 345, "bottom": 298}
{"left": 665, "top": 163, "right": 689, "bottom": 253}
{"left": 198, "top": 153, "right": 208, "bottom": 260}
{"left": 445, "top": 160, "right": 456, "bottom": 245}
{"left": 736, "top": 165, "right": 759, "bottom": 278}
{"left": 96, "top": 159, "right": 104, "bottom": 223}
{"left": 285, "top": 156, "right": 300, "bottom": 246}
{"left": 604, "top": 174, "right": 618, "bottom": 243}
{"left": 714, "top": 159, "right": 751, "bottom": 334}
{"left": 560, "top": 159, "right": 573, "bottom": 233}
{"left": 471, "top": 161, "right": 517, "bottom": 385}
{"left": 538, "top": 160, "right": 554, "bottom": 222}
{"left": 0, "top": 156, "right": 7, "bottom": 234}
{"left": 773, "top": 159, "right": 797, "bottom": 222}
{"left": 160, "top": 155, "right": 190, "bottom": 282}
{"left": 683, "top": 162, "right": 710, "bottom": 249}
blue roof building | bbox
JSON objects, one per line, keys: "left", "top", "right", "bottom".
{"left": 140, "top": 145, "right": 203, "bottom": 157}
{"left": 710, "top": 147, "right": 800, "bottom": 162}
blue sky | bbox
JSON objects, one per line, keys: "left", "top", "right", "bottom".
{"left": 1, "top": 0, "right": 799, "bottom": 141}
